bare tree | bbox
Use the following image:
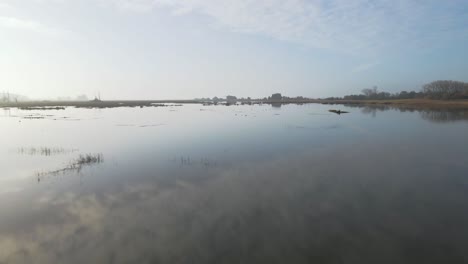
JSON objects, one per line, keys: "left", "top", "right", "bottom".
{"left": 361, "top": 86, "right": 378, "bottom": 98}
{"left": 422, "top": 80, "right": 468, "bottom": 99}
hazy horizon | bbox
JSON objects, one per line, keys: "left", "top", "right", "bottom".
{"left": 1, "top": 0, "right": 468, "bottom": 100}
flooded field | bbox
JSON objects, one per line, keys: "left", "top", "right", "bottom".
{"left": 1, "top": 104, "right": 468, "bottom": 263}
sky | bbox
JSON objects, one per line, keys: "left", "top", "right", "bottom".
{"left": 1, "top": 0, "right": 467, "bottom": 100}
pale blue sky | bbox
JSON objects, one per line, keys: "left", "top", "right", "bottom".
{"left": 1, "top": 0, "right": 467, "bottom": 99}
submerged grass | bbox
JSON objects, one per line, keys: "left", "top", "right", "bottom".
{"left": 75, "top": 154, "right": 104, "bottom": 166}
{"left": 17, "top": 147, "right": 79, "bottom": 156}
{"left": 36, "top": 153, "right": 104, "bottom": 180}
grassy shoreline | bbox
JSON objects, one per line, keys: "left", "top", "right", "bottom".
{"left": 1, "top": 99, "right": 468, "bottom": 109}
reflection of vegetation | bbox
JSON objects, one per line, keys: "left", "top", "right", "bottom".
{"left": 419, "top": 110, "right": 468, "bottom": 123}
{"left": 347, "top": 104, "right": 468, "bottom": 123}
{"left": 36, "top": 153, "right": 104, "bottom": 181}
{"left": 271, "top": 103, "right": 282, "bottom": 108}
{"left": 5, "top": 144, "right": 468, "bottom": 263}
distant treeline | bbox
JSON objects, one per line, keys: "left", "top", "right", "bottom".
{"left": 1, "top": 92, "right": 29, "bottom": 102}
{"left": 422, "top": 80, "right": 468, "bottom": 100}
{"left": 327, "top": 80, "right": 468, "bottom": 100}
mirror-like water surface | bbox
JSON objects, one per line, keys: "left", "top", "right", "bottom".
{"left": 1, "top": 104, "right": 468, "bottom": 263}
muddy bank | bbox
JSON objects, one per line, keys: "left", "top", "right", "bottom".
{"left": 0, "top": 100, "right": 193, "bottom": 109}
{"left": 2, "top": 99, "right": 468, "bottom": 110}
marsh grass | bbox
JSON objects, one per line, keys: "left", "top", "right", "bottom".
{"left": 36, "top": 153, "right": 104, "bottom": 180}
{"left": 17, "top": 147, "right": 79, "bottom": 156}
{"left": 171, "top": 156, "right": 218, "bottom": 168}
{"left": 75, "top": 154, "right": 104, "bottom": 166}
{"left": 20, "top": 107, "right": 65, "bottom": 110}
{"left": 22, "top": 116, "right": 45, "bottom": 119}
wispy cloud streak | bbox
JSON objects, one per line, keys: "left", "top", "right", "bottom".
{"left": 101, "top": 0, "right": 467, "bottom": 54}
{"left": 0, "top": 16, "right": 65, "bottom": 36}
{"left": 7, "top": 0, "right": 467, "bottom": 53}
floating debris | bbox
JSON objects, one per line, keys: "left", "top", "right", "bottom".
{"left": 329, "top": 109, "right": 349, "bottom": 115}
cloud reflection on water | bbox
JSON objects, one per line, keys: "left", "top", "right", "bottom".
{"left": 1, "top": 142, "right": 468, "bottom": 264}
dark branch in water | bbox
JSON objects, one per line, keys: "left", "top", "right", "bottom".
{"left": 329, "top": 109, "right": 349, "bottom": 115}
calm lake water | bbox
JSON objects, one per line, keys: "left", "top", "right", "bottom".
{"left": 1, "top": 103, "right": 468, "bottom": 263}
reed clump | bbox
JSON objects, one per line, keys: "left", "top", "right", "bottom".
{"left": 36, "top": 153, "right": 104, "bottom": 180}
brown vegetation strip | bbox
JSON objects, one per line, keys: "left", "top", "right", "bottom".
{"left": 318, "top": 99, "right": 468, "bottom": 110}
{"left": 2, "top": 99, "right": 468, "bottom": 110}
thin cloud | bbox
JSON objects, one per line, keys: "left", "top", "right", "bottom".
{"left": 104, "top": 0, "right": 157, "bottom": 12}
{"left": 102, "top": 0, "right": 467, "bottom": 55}
{"left": 0, "top": 16, "right": 64, "bottom": 36}
{"left": 8, "top": 0, "right": 468, "bottom": 55}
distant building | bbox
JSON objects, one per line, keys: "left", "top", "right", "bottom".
{"left": 271, "top": 93, "right": 282, "bottom": 101}
{"left": 226, "top": 95, "right": 237, "bottom": 104}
